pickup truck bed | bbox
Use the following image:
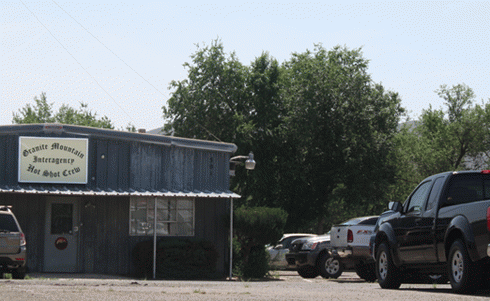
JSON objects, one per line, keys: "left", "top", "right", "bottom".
{"left": 329, "top": 216, "right": 378, "bottom": 281}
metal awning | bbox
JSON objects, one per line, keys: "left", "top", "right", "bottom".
{"left": 0, "top": 185, "right": 241, "bottom": 199}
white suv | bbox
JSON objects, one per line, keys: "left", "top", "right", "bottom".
{"left": 0, "top": 206, "right": 27, "bottom": 279}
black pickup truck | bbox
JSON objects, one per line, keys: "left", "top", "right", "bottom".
{"left": 372, "top": 170, "right": 490, "bottom": 293}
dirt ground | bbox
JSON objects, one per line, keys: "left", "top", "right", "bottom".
{"left": 1, "top": 270, "right": 489, "bottom": 300}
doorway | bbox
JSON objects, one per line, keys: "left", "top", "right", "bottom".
{"left": 44, "top": 197, "right": 80, "bottom": 272}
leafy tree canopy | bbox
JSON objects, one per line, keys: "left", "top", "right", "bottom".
{"left": 388, "top": 83, "right": 490, "bottom": 202}
{"left": 13, "top": 92, "right": 114, "bottom": 129}
{"left": 164, "top": 40, "right": 405, "bottom": 232}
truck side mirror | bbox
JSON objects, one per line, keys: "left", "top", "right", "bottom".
{"left": 388, "top": 201, "right": 403, "bottom": 213}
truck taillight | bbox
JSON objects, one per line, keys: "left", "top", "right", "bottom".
{"left": 487, "top": 207, "right": 490, "bottom": 232}
{"left": 347, "top": 229, "right": 353, "bottom": 243}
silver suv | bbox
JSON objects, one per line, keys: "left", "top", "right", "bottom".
{"left": 0, "top": 206, "right": 27, "bottom": 279}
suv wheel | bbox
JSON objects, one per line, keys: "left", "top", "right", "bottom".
{"left": 376, "top": 242, "right": 401, "bottom": 289}
{"left": 12, "top": 267, "right": 26, "bottom": 279}
{"left": 319, "top": 253, "right": 343, "bottom": 279}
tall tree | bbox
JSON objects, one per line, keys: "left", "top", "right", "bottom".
{"left": 388, "top": 84, "right": 490, "bottom": 203}
{"left": 163, "top": 40, "right": 250, "bottom": 144}
{"left": 13, "top": 92, "right": 114, "bottom": 129}
{"left": 282, "top": 45, "right": 404, "bottom": 231}
{"left": 164, "top": 42, "right": 405, "bottom": 233}
{"left": 163, "top": 41, "right": 287, "bottom": 207}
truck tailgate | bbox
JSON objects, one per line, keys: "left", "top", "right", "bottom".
{"left": 330, "top": 225, "right": 374, "bottom": 248}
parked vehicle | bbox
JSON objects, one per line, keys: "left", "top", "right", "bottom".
{"left": 372, "top": 170, "right": 490, "bottom": 293}
{"left": 329, "top": 216, "right": 378, "bottom": 282}
{"left": 285, "top": 234, "right": 337, "bottom": 278}
{"left": 267, "top": 233, "right": 316, "bottom": 269}
{"left": 0, "top": 206, "right": 27, "bottom": 279}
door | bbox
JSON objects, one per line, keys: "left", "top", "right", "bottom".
{"left": 44, "top": 197, "right": 80, "bottom": 272}
{"left": 396, "top": 180, "right": 434, "bottom": 263}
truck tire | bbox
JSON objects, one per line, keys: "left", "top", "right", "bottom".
{"left": 355, "top": 262, "right": 377, "bottom": 282}
{"left": 448, "top": 239, "right": 480, "bottom": 293}
{"left": 376, "top": 242, "right": 401, "bottom": 289}
{"left": 297, "top": 266, "right": 319, "bottom": 278}
{"left": 319, "top": 253, "right": 343, "bottom": 279}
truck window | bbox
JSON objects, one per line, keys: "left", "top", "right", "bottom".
{"left": 426, "top": 177, "right": 445, "bottom": 211}
{"left": 445, "top": 175, "right": 482, "bottom": 206}
{"left": 406, "top": 181, "right": 432, "bottom": 213}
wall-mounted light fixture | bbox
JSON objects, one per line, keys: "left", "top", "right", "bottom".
{"left": 229, "top": 151, "right": 256, "bottom": 176}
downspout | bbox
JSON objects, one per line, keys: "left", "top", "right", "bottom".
{"left": 153, "top": 197, "right": 157, "bottom": 279}
{"left": 229, "top": 197, "right": 233, "bottom": 280}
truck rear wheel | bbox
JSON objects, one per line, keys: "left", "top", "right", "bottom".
{"left": 355, "top": 262, "right": 376, "bottom": 282}
{"left": 376, "top": 242, "right": 401, "bottom": 289}
{"left": 448, "top": 239, "right": 479, "bottom": 293}
{"left": 297, "top": 266, "right": 319, "bottom": 278}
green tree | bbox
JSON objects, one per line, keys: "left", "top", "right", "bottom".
{"left": 388, "top": 84, "right": 490, "bottom": 202}
{"left": 282, "top": 45, "right": 404, "bottom": 231}
{"left": 163, "top": 40, "right": 250, "bottom": 143}
{"left": 13, "top": 92, "right": 114, "bottom": 129}
{"left": 164, "top": 41, "right": 405, "bottom": 233}
{"left": 12, "top": 92, "right": 55, "bottom": 124}
{"left": 163, "top": 40, "right": 287, "bottom": 210}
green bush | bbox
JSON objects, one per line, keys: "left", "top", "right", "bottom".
{"left": 132, "top": 238, "right": 219, "bottom": 279}
{"left": 232, "top": 206, "right": 287, "bottom": 279}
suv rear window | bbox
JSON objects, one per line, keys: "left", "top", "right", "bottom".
{"left": 0, "top": 214, "right": 19, "bottom": 232}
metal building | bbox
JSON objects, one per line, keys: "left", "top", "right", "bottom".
{"left": 0, "top": 124, "right": 239, "bottom": 276}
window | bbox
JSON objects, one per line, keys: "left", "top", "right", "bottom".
{"left": 130, "top": 197, "right": 194, "bottom": 236}
{"left": 445, "top": 175, "right": 483, "bottom": 206}
{"left": 426, "top": 177, "right": 444, "bottom": 211}
{"left": 406, "top": 181, "right": 432, "bottom": 213}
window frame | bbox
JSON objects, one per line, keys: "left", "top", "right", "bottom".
{"left": 404, "top": 180, "right": 432, "bottom": 214}
{"left": 129, "top": 196, "right": 195, "bottom": 237}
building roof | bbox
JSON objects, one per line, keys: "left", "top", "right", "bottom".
{"left": 0, "top": 184, "right": 241, "bottom": 198}
{"left": 0, "top": 124, "right": 237, "bottom": 153}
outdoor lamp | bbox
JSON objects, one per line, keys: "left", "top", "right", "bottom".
{"left": 244, "top": 152, "right": 255, "bottom": 170}
{"left": 229, "top": 151, "right": 256, "bottom": 176}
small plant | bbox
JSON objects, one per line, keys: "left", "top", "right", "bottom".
{"left": 193, "top": 289, "right": 206, "bottom": 294}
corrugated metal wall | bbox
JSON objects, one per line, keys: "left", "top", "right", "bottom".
{"left": 0, "top": 132, "right": 232, "bottom": 192}
{"left": 0, "top": 128, "right": 235, "bottom": 277}
{"left": 0, "top": 195, "right": 230, "bottom": 276}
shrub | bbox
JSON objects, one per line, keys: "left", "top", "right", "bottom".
{"left": 232, "top": 206, "right": 287, "bottom": 279}
{"left": 132, "top": 238, "right": 219, "bottom": 279}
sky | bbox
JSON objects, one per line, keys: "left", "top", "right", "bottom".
{"left": 2, "top": 1, "right": 489, "bottom": 132}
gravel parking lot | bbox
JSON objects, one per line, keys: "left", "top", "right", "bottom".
{"left": 1, "top": 271, "right": 489, "bottom": 300}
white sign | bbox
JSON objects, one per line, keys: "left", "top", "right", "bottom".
{"left": 18, "top": 137, "right": 89, "bottom": 184}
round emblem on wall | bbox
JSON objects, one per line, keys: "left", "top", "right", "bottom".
{"left": 55, "top": 237, "right": 68, "bottom": 250}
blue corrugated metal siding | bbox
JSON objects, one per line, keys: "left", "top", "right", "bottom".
{"left": 130, "top": 142, "right": 164, "bottom": 191}
{"left": 0, "top": 124, "right": 238, "bottom": 276}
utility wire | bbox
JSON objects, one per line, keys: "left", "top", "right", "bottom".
{"left": 38, "top": 1, "right": 223, "bottom": 141}
{"left": 20, "top": 0, "right": 135, "bottom": 124}
{"left": 52, "top": 0, "right": 166, "bottom": 98}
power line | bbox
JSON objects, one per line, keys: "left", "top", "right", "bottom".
{"left": 19, "top": 0, "right": 135, "bottom": 125}
{"left": 52, "top": 0, "right": 166, "bottom": 98}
